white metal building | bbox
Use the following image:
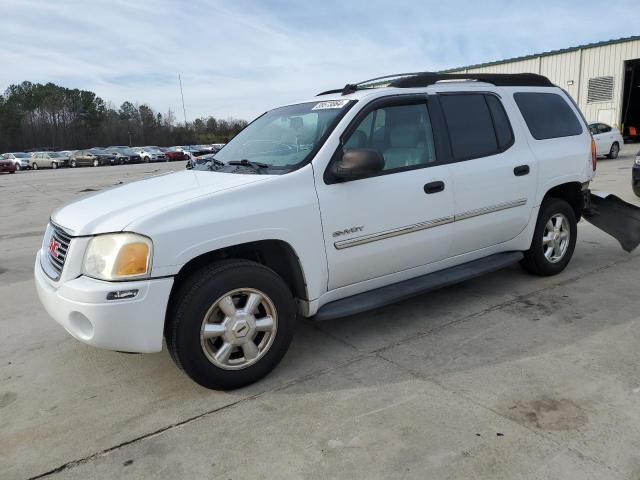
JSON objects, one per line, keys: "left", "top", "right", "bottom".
{"left": 446, "top": 36, "right": 640, "bottom": 134}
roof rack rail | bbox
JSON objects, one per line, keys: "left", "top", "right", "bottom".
{"left": 316, "top": 72, "right": 554, "bottom": 96}
{"left": 390, "top": 72, "right": 554, "bottom": 88}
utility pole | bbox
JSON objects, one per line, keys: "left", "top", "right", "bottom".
{"left": 178, "top": 73, "right": 187, "bottom": 126}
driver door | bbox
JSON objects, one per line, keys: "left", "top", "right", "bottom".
{"left": 314, "top": 96, "right": 454, "bottom": 290}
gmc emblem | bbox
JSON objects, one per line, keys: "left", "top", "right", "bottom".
{"left": 48, "top": 238, "right": 61, "bottom": 258}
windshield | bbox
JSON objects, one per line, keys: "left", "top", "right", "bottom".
{"left": 49, "top": 152, "right": 64, "bottom": 158}
{"left": 14, "top": 152, "right": 30, "bottom": 158}
{"left": 214, "top": 100, "right": 352, "bottom": 170}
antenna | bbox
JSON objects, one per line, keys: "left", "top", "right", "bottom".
{"left": 178, "top": 73, "right": 187, "bottom": 126}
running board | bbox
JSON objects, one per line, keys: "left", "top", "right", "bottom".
{"left": 312, "top": 251, "right": 523, "bottom": 321}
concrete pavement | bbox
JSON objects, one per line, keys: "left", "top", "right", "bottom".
{"left": 1, "top": 147, "right": 639, "bottom": 479}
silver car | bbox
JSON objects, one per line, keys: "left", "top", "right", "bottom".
{"left": 1, "top": 152, "right": 32, "bottom": 170}
{"left": 30, "top": 151, "right": 70, "bottom": 170}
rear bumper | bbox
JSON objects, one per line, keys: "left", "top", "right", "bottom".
{"left": 35, "top": 250, "right": 174, "bottom": 353}
{"left": 0, "top": 163, "right": 16, "bottom": 172}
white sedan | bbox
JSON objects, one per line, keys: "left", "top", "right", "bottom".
{"left": 589, "top": 122, "right": 624, "bottom": 159}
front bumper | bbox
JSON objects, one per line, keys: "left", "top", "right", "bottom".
{"left": 0, "top": 162, "right": 16, "bottom": 172}
{"left": 35, "top": 250, "right": 174, "bottom": 353}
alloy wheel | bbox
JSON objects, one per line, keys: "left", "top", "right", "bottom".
{"left": 200, "top": 288, "right": 277, "bottom": 370}
{"left": 543, "top": 213, "right": 570, "bottom": 263}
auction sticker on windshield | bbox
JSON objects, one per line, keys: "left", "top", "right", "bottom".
{"left": 312, "top": 99, "right": 351, "bottom": 110}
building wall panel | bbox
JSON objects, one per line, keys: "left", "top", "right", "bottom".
{"left": 447, "top": 38, "right": 640, "bottom": 128}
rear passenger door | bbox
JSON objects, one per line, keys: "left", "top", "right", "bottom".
{"left": 438, "top": 92, "right": 537, "bottom": 256}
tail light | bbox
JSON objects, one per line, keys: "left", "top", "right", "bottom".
{"left": 591, "top": 137, "right": 597, "bottom": 171}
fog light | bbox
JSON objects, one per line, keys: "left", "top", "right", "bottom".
{"left": 106, "top": 289, "right": 139, "bottom": 300}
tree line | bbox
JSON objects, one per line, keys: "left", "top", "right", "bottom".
{"left": 0, "top": 81, "right": 248, "bottom": 152}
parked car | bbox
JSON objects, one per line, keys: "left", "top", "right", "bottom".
{"left": 30, "top": 151, "right": 69, "bottom": 169}
{"left": 70, "top": 149, "right": 116, "bottom": 167}
{"left": 105, "top": 147, "right": 142, "bottom": 164}
{"left": 0, "top": 156, "right": 17, "bottom": 174}
{"left": 588, "top": 122, "right": 624, "bottom": 159}
{"left": 633, "top": 150, "right": 640, "bottom": 197}
{"left": 35, "top": 72, "right": 640, "bottom": 390}
{"left": 164, "top": 148, "right": 190, "bottom": 161}
{"left": 1, "top": 152, "right": 32, "bottom": 170}
{"left": 132, "top": 147, "right": 168, "bottom": 163}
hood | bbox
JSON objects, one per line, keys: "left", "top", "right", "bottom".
{"left": 52, "top": 170, "right": 271, "bottom": 236}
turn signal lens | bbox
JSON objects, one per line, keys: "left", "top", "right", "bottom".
{"left": 591, "top": 138, "right": 597, "bottom": 171}
{"left": 114, "top": 243, "right": 150, "bottom": 276}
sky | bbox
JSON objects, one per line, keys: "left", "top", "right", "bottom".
{"left": 2, "top": 0, "right": 639, "bottom": 122}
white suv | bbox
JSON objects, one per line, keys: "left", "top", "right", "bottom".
{"left": 35, "top": 73, "right": 599, "bottom": 389}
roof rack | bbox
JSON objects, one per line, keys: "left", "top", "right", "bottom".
{"left": 317, "top": 72, "right": 554, "bottom": 96}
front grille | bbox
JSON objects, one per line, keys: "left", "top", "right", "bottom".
{"left": 46, "top": 225, "right": 72, "bottom": 279}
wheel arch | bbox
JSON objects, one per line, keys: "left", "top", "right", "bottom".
{"left": 167, "top": 239, "right": 309, "bottom": 312}
{"left": 541, "top": 181, "right": 584, "bottom": 220}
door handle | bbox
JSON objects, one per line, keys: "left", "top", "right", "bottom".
{"left": 424, "top": 181, "right": 445, "bottom": 194}
{"left": 513, "top": 165, "right": 530, "bottom": 176}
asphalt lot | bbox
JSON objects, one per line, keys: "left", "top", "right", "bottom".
{"left": 1, "top": 147, "right": 640, "bottom": 479}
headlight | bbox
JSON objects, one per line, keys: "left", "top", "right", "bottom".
{"left": 83, "top": 233, "right": 152, "bottom": 281}
{"left": 635, "top": 155, "right": 640, "bottom": 166}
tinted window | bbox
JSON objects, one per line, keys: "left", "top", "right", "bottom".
{"left": 485, "top": 95, "right": 514, "bottom": 150}
{"left": 344, "top": 103, "right": 436, "bottom": 171}
{"left": 514, "top": 92, "right": 582, "bottom": 140}
{"left": 440, "top": 94, "right": 498, "bottom": 160}
{"left": 597, "top": 123, "right": 612, "bottom": 133}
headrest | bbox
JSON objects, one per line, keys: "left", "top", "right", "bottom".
{"left": 389, "top": 126, "right": 420, "bottom": 148}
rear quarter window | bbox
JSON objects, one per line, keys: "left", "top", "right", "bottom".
{"left": 514, "top": 92, "right": 583, "bottom": 140}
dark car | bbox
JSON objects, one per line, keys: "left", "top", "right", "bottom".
{"left": 70, "top": 149, "right": 116, "bottom": 167}
{"left": 106, "top": 147, "right": 142, "bottom": 164}
{"left": 0, "top": 157, "right": 17, "bottom": 174}
{"left": 633, "top": 150, "right": 640, "bottom": 197}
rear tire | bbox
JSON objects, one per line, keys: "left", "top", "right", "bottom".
{"left": 69, "top": 160, "right": 76, "bottom": 168}
{"left": 520, "top": 198, "right": 577, "bottom": 276}
{"left": 607, "top": 142, "right": 619, "bottom": 159}
{"left": 93, "top": 159, "right": 100, "bottom": 167}
{"left": 166, "top": 260, "right": 296, "bottom": 390}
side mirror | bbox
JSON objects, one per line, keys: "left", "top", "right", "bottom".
{"left": 331, "top": 149, "right": 384, "bottom": 181}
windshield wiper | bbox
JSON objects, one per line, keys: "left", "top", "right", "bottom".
{"left": 228, "top": 159, "right": 269, "bottom": 172}
{"left": 207, "top": 158, "right": 226, "bottom": 170}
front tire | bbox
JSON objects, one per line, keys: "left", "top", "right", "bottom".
{"left": 32, "top": 162, "right": 38, "bottom": 170}
{"left": 166, "top": 260, "right": 296, "bottom": 390}
{"left": 15, "top": 164, "right": 21, "bottom": 171}
{"left": 69, "top": 160, "right": 76, "bottom": 168}
{"left": 52, "top": 162, "right": 58, "bottom": 169}
{"left": 93, "top": 159, "right": 100, "bottom": 167}
{"left": 521, "top": 198, "right": 577, "bottom": 276}
{"left": 607, "top": 142, "right": 620, "bottom": 159}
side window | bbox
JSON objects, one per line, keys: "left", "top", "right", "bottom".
{"left": 598, "top": 124, "right": 612, "bottom": 134}
{"left": 440, "top": 94, "right": 499, "bottom": 160}
{"left": 589, "top": 124, "right": 598, "bottom": 135}
{"left": 485, "top": 95, "right": 514, "bottom": 151}
{"left": 514, "top": 92, "right": 583, "bottom": 140}
{"left": 343, "top": 103, "right": 437, "bottom": 171}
